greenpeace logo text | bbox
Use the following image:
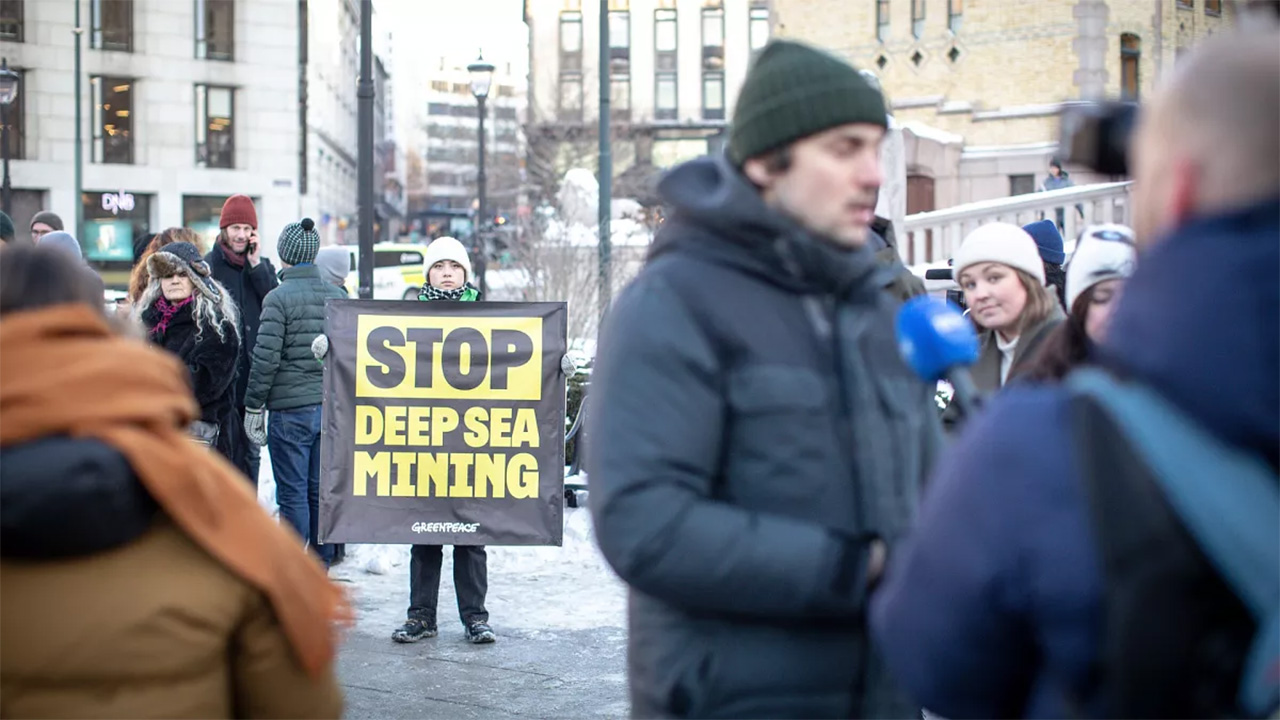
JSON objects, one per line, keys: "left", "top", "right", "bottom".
{"left": 412, "top": 522, "right": 480, "bottom": 534}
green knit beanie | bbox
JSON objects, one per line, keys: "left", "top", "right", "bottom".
{"left": 729, "top": 40, "right": 887, "bottom": 166}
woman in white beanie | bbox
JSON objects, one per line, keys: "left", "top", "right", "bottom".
{"left": 416, "top": 236, "right": 479, "bottom": 302}
{"left": 951, "top": 222, "right": 1065, "bottom": 394}
{"left": 1025, "top": 224, "right": 1138, "bottom": 382}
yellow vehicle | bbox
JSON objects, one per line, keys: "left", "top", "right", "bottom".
{"left": 343, "top": 244, "right": 427, "bottom": 300}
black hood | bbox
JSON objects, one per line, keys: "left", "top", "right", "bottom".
{"left": 1, "top": 437, "right": 158, "bottom": 559}
{"left": 651, "top": 154, "right": 893, "bottom": 300}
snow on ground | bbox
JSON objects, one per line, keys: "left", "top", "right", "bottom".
{"left": 256, "top": 448, "right": 628, "bottom": 637}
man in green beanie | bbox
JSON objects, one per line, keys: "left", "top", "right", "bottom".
{"left": 588, "top": 39, "right": 940, "bottom": 719}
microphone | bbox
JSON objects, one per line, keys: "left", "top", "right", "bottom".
{"left": 896, "top": 295, "right": 984, "bottom": 419}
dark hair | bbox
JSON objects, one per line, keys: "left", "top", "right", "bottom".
{"left": 1023, "top": 288, "right": 1095, "bottom": 383}
{"left": 0, "top": 244, "right": 105, "bottom": 316}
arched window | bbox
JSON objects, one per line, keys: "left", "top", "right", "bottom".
{"left": 1121, "top": 33, "right": 1141, "bottom": 101}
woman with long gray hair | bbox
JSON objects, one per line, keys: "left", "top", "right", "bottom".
{"left": 137, "top": 240, "right": 246, "bottom": 469}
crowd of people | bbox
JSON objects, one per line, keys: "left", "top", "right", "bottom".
{"left": 0, "top": 22, "right": 1275, "bottom": 720}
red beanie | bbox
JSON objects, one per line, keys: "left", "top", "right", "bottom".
{"left": 219, "top": 194, "right": 258, "bottom": 230}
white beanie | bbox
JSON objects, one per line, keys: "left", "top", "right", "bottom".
{"left": 952, "top": 222, "right": 1046, "bottom": 286}
{"left": 422, "top": 236, "right": 473, "bottom": 283}
{"left": 1066, "top": 224, "right": 1137, "bottom": 309}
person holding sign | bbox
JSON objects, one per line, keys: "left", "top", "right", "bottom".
{"left": 588, "top": 40, "right": 942, "bottom": 718}
{"left": 243, "top": 219, "right": 348, "bottom": 566}
{"left": 387, "top": 236, "right": 498, "bottom": 645}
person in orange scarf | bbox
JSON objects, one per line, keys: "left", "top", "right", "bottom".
{"left": 0, "top": 244, "right": 351, "bottom": 718}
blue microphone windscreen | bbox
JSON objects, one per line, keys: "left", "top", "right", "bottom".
{"left": 896, "top": 296, "right": 980, "bottom": 382}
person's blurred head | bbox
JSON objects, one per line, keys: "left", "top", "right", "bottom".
{"left": 1067, "top": 224, "right": 1138, "bottom": 343}
{"left": 0, "top": 211, "right": 15, "bottom": 244}
{"left": 314, "top": 246, "right": 351, "bottom": 289}
{"left": 1048, "top": 157, "right": 1063, "bottom": 178}
{"left": 1130, "top": 31, "right": 1280, "bottom": 247}
{"left": 218, "top": 195, "right": 258, "bottom": 254}
{"left": 732, "top": 41, "right": 888, "bottom": 248}
{"left": 38, "top": 232, "right": 85, "bottom": 263}
{"left": 422, "top": 236, "right": 472, "bottom": 290}
{"left": 30, "top": 211, "right": 63, "bottom": 243}
{"left": 0, "top": 243, "right": 104, "bottom": 316}
{"left": 953, "top": 223, "right": 1059, "bottom": 340}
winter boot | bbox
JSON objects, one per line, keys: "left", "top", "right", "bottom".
{"left": 391, "top": 618, "right": 437, "bottom": 643}
{"left": 465, "top": 620, "right": 496, "bottom": 644}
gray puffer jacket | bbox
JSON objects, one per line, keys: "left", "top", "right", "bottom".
{"left": 587, "top": 154, "right": 942, "bottom": 719}
{"left": 244, "top": 264, "right": 347, "bottom": 411}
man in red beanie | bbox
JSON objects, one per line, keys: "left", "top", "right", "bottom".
{"left": 205, "top": 194, "right": 278, "bottom": 483}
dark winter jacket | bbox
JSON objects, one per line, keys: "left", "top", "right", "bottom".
{"left": 870, "top": 197, "right": 1280, "bottom": 718}
{"left": 205, "top": 243, "right": 278, "bottom": 408}
{"left": 141, "top": 301, "right": 244, "bottom": 466}
{"left": 587, "top": 154, "right": 943, "bottom": 719}
{"left": 245, "top": 264, "right": 347, "bottom": 411}
{"left": 0, "top": 436, "right": 344, "bottom": 718}
{"left": 870, "top": 216, "right": 928, "bottom": 302}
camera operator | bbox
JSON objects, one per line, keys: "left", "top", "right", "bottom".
{"left": 871, "top": 30, "right": 1279, "bottom": 719}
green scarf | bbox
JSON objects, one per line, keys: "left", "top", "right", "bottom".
{"left": 418, "top": 283, "right": 480, "bottom": 302}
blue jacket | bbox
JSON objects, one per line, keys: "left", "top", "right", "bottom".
{"left": 870, "top": 197, "right": 1280, "bottom": 718}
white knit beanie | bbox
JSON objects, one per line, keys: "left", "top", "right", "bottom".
{"left": 422, "top": 236, "right": 473, "bottom": 283}
{"left": 952, "top": 222, "right": 1047, "bottom": 286}
{"left": 1066, "top": 224, "right": 1137, "bottom": 309}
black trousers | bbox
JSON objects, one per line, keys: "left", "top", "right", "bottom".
{"left": 409, "top": 545, "right": 488, "bottom": 626}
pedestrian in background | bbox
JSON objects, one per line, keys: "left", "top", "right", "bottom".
{"left": 315, "top": 246, "right": 352, "bottom": 295}
{"left": 0, "top": 243, "right": 347, "bottom": 719}
{"left": 137, "top": 241, "right": 244, "bottom": 468}
{"left": 243, "top": 218, "right": 346, "bottom": 566}
{"left": 1041, "top": 157, "right": 1078, "bottom": 231}
{"left": 872, "top": 31, "right": 1279, "bottom": 718}
{"left": 390, "top": 236, "right": 496, "bottom": 646}
{"left": 1024, "top": 224, "right": 1137, "bottom": 382}
{"left": 29, "top": 210, "right": 63, "bottom": 244}
{"left": 1022, "top": 218, "right": 1068, "bottom": 308}
{"left": 589, "top": 39, "right": 940, "bottom": 719}
{"left": 129, "top": 227, "right": 204, "bottom": 305}
{"left": 206, "top": 194, "right": 277, "bottom": 483}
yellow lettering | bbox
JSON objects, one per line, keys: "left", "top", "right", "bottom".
{"left": 474, "top": 453, "right": 506, "bottom": 498}
{"left": 355, "top": 406, "right": 383, "bottom": 445}
{"left": 407, "top": 406, "right": 431, "bottom": 446}
{"left": 508, "top": 453, "right": 538, "bottom": 499}
{"left": 490, "top": 408, "right": 513, "bottom": 448}
{"left": 418, "top": 452, "right": 450, "bottom": 497}
{"left": 463, "top": 407, "right": 488, "bottom": 447}
{"left": 353, "top": 451, "right": 391, "bottom": 496}
{"left": 511, "top": 408, "right": 540, "bottom": 448}
{"left": 384, "top": 405, "right": 407, "bottom": 446}
{"left": 391, "top": 452, "right": 416, "bottom": 496}
{"left": 449, "top": 454, "right": 474, "bottom": 497}
{"left": 433, "top": 407, "right": 459, "bottom": 446}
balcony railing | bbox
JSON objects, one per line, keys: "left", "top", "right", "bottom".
{"left": 901, "top": 181, "right": 1133, "bottom": 265}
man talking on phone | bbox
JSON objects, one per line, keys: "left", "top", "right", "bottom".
{"left": 206, "top": 194, "right": 278, "bottom": 483}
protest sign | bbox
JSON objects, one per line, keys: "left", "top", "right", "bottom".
{"left": 319, "top": 300, "right": 568, "bottom": 545}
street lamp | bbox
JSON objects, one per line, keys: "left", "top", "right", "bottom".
{"left": 0, "top": 58, "right": 20, "bottom": 217}
{"left": 467, "top": 52, "right": 495, "bottom": 296}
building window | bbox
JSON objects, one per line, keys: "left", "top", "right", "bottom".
{"left": 559, "top": 73, "right": 583, "bottom": 122}
{"left": 611, "top": 75, "right": 631, "bottom": 121}
{"left": 1, "top": 67, "right": 24, "bottom": 160}
{"left": 609, "top": 9, "right": 630, "bottom": 74}
{"left": 196, "top": 84, "right": 234, "bottom": 168}
{"left": 749, "top": 1, "right": 769, "bottom": 55}
{"left": 702, "top": 2, "right": 724, "bottom": 71}
{"left": 1009, "top": 174, "right": 1036, "bottom": 196}
{"left": 560, "top": 10, "right": 583, "bottom": 73}
{"left": 912, "top": 0, "right": 926, "bottom": 38}
{"left": 90, "top": 76, "right": 134, "bottom": 164}
{"left": 702, "top": 72, "right": 724, "bottom": 120}
{"left": 90, "top": 0, "right": 133, "bottom": 52}
{"left": 1176, "top": 0, "right": 1193, "bottom": 8}
{"left": 948, "top": 0, "right": 962, "bottom": 33}
{"left": 1205, "top": 0, "right": 1221, "bottom": 15}
{"left": 195, "top": 0, "right": 234, "bottom": 61}
{"left": 655, "top": 73, "right": 677, "bottom": 120}
{"left": 0, "top": 0, "right": 23, "bottom": 42}
{"left": 877, "top": 0, "right": 890, "bottom": 42}
{"left": 1121, "top": 33, "right": 1141, "bottom": 101}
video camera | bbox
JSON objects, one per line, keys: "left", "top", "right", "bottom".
{"left": 924, "top": 265, "right": 968, "bottom": 312}
{"left": 1058, "top": 100, "right": 1139, "bottom": 176}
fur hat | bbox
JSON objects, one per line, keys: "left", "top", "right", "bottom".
{"left": 278, "top": 218, "right": 321, "bottom": 266}
{"left": 952, "top": 222, "right": 1047, "bottom": 286}
{"left": 422, "top": 236, "right": 472, "bottom": 282}
{"left": 148, "top": 241, "right": 221, "bottom": 301}
{"left": 219, "top": 194, "right": 258, "bottom": 230}
{"left": 1066, "top": 224, "right": 1137, "bottom": 309}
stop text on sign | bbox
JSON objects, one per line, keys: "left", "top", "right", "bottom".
{"left": 355, "top": 315, "right": 544, "bottom": 400}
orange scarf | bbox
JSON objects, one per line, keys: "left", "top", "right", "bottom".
{"left": 0, "top": 304, "right": 352, "bottom": 677}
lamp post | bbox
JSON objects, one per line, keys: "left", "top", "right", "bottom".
{"left": 467, "top": 53, "right": 494, "bottom": 297}
{"left": 0, "top": 58, "right": 20, "bottom": 217}
{"left": 357, "top": 0, "right": 374, "bottom": 299}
